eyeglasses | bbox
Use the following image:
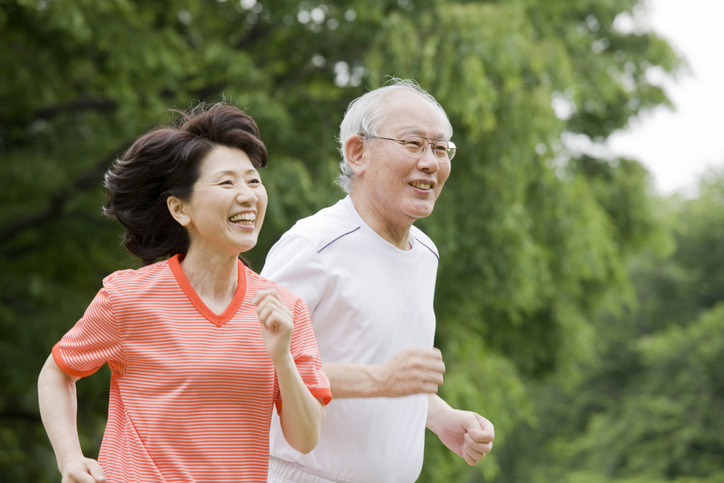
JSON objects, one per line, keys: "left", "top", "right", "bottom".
{"left": 366, "top": 135, "right": 457, "bottom": 161}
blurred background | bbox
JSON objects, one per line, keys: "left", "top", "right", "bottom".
{"left": 1, "top": 0, "right": 723, "bottom": 481}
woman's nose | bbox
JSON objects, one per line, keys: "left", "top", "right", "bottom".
{"left": 236, "top": 185, "right": 257, "bottom": 203}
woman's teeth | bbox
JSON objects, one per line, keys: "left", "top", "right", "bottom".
{"left": 229, "top": 213, "right": 255, "bottom": 225}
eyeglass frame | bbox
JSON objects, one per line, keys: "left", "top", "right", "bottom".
{"left": 364, "top": 134, "right": 457, "bottom": 161}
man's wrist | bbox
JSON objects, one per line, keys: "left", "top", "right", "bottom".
{"left": 426, "top": 394, "right": 453, "bottom": 433}
{"left": 368, "top": 362, "right": 387, "bottom": 397}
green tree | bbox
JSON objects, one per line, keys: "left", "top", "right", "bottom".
{"left": 497, "top": 171, "right": 724, "bottom": 482}
{"left": 0, "top": 0, "right": 677, "bottom": 480}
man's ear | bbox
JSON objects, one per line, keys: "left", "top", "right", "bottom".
{"left": 167, "top": 196, "right": 191, "bottom": 227}
{"left": 344, "top": 134, "right": 366, "bottom": 176}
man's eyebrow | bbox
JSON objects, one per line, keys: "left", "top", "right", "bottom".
{"left": 398, "top": 127, "right": 447, "bottom": 139}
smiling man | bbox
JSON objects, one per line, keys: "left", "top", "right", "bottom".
{"left": 262, "top": 79, "right": 495, "bottom": 483}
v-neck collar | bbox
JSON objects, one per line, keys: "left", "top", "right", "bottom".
{"left": 168, "top": 254, "right": 247, "bottom": 327}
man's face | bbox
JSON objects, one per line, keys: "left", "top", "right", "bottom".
{"left": 358, "top": 92, "right": 452, "bottom": 231}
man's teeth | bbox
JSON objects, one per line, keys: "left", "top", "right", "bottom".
{"left": 410, "top": 182, "right": 432, "bottom": 190}
{"left": 229, "top": 213, "right": 255, "bottom": 224}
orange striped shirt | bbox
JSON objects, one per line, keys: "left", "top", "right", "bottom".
{"left": 53, "top": 255, "right": 331, "bottom": 482}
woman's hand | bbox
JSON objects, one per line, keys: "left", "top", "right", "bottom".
{"left": 253, "top": 289, "right": 294, "bottom": 364}
{"left": 60, "top": 457, "right": 106, "bottom": 483}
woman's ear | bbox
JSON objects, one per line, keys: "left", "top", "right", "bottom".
{"left": 167, "top": 196, "right": 191, "bottom": 227}
{"left": 345, "top": 134, "right": 367, "bottom": 176}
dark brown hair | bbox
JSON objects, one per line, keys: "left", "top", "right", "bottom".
{"left": 103, "top": 103, "right": 268, "bottom": 265}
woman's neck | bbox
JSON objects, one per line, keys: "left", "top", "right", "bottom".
{"left": 179, "top": 248, "right": 239, "bottom": 314}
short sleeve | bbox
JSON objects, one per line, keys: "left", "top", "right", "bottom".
{"left": 52, "top": 287, "right": 126, "bottom": 378}
{"left": 274, "top": 298, "right": 332, "bottom": 413}
{"left": 261, "top": 233, "right": 327, "bottom": 315}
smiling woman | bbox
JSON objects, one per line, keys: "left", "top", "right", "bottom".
{"left": 102, "top": 104, "right": 269, "bottom": 267}
{"left": 36, "top": 103, "right": 331, "bottom": 483}
{"left": 167, "top": 145, "right": 268, "bottom": 263}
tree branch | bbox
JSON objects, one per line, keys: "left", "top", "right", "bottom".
{"left": 34, "top": 97, "right": 118, "bottom": 121}
{"left": 233, "top": 22, "right": 270, "bottom": 51}
{"left": 3, "top": 72, "right": 276, "bottom": 244}
{"left": 0, "top": 141, "right": 131, "bottom": 243}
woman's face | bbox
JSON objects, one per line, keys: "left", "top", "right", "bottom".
{"left": 171, "top": 145, "right": 267, "bottom": 257}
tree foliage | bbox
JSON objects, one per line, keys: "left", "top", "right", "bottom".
{"left": 497, "top": 172, "right": 724, "bottom": 482}
{"left": 0, "top": 0, "right": 678, "bottom": 480}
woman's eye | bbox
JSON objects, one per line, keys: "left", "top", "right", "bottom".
{"left": 248, "top": 178, "right": 262, "bottom": 185}
{"left": 220, "top": 180, "right": 233, "bottom": 186}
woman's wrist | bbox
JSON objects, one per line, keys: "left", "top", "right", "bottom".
{"left": 271, "top": 351, "right": 296, "bottom": 374}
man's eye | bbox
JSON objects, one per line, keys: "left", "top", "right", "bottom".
{"left": 405, "top": 138, "right": 424, "bottom": 148}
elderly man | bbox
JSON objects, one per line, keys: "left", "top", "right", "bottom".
{"left": 263, "top": 79, "right": 494, "bottom": 483}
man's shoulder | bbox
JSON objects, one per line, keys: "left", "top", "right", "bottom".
{"left": 246, "top": 268, "right": 303, "bottom": 307}
{"left": 284, "top": 198, "right": 360, "bottom": 251}
{"left": 411, "top": 225, "right": 439, "bottom": 260}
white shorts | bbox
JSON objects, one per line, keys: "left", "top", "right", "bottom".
{"left": 268, "top": 456, "right": 361, "bottom": 483}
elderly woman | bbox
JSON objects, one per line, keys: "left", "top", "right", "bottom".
{"left": 37, "top": 103, "right": 331, "bottom": 483}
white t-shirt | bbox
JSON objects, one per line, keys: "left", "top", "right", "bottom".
{"left": 262, "top": 196, "right": 439, "bottom": 483}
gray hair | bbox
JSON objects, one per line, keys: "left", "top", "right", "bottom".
{"left": 336, "top": 78, "right": 453, "bottom": 193}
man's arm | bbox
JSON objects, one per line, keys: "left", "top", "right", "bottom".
{"left": 322, "top": 347, "right": 445, "bottom": 398}
{"left": 426, "top": 394, "right": 495, "bottom": 465}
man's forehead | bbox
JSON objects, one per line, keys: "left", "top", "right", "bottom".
{"left": 381, "top": 94, "right": 448, "bottom": 137}
{"left": 383, "top": 114, "right": 448, "bottom": 138}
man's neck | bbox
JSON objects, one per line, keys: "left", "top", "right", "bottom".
{"left": 349, "top": 193, "right": 412, "bottom": 250}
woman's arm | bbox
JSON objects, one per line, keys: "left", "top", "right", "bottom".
{"left": 273, "top": 355, "right": 325, "bottom": 453}
{"left": 38, "top": 354, "right": 106, "bottom": 482}
{"left": 254, "top": 289, "right": 325, "bottom": 454}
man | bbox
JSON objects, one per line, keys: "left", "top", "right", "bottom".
{"left": 263, "top": 79, "right": 494, "bottom": 483}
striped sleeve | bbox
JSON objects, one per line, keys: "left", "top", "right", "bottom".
{"left": 52, "top": 287, "right": 126, "bottom": 378}
{"left": 280, "top": 298, "right": 332, "bottom": 410}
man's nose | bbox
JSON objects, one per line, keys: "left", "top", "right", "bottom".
{"left": 417, "top": 143, "right": 440, "bottom": 171}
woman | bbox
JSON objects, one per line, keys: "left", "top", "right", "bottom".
{"left": 37, "top": 103, "right": 331, "bottom": 483}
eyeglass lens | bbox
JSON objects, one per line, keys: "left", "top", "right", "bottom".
{"left": 403, "top": 137, "right": 456, "bottom": 160}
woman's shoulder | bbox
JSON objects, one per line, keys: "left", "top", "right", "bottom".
{"left": 102, "top": 259, "right": 173, "bottom": 290}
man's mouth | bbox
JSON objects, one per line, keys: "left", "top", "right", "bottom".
{"left": 410, "top": 181, "right": 432, "bottom": 190}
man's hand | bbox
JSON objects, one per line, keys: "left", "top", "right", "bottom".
{"left": 61, "top": 457, "right": 106, "bottom": 483}
{"left": 378, "top": 347, "right": 446, "bottom": 397}
{"left": 427, "top": 396, "right": 495, "bottom": 465}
